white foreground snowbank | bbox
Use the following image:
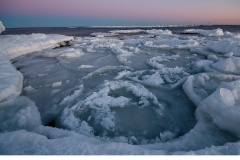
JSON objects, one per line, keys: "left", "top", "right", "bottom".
{"left": 197, "top": 80, "right": 240, "bottom": 138}
{"left": 0, "top": 96, "right": 42, "bottom": 132}
{"left": 184, "top": 28, "right": 224, "bottom": 36}
{"left": 0, "top": 34, "right": 73, "bottom": 59}
{"left": 0, "top": 54, "right": 23, "bottom": 102}
{"left": 0, "top": 21, "right": 5, "bottom": 34}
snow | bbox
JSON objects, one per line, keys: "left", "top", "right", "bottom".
{"left": 0, "top": 34, "right": 74, "bottom": 59}
{"left": 0, "top": 21, "right": 5, "bottom": 34}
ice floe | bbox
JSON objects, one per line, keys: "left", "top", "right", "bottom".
{"left": 0, "top": 34, "right": 74, "bottom": 59}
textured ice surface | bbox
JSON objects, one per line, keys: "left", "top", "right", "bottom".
{"left": 0, "top": 27, "right": 240, "bottom": 155}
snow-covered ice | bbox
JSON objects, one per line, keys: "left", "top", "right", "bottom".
{"left": 1, "top": 27, "right": 240, "bottom": 155}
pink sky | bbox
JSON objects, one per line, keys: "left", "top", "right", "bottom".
{"left": 1, "top": 0, "right": 240, "bottom": 25}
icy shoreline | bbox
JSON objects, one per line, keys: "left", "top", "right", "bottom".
{"left": 0, "top": 26, "right": 240, "bottom": 155}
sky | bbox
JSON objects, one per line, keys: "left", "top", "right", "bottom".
{"left": 0, "top": 0, "right": 240, "bottom": 28}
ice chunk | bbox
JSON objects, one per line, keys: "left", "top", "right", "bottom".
{"left": 160, "top": 131, "right": 176, "bottom": 142}
{"left": 41, "top": 48, "right": 84, "bottom": 58}
{"left": 114, "top": 70, "right": 131, "bottom": 80}
{"left": 145, "top": 29, "right": 172, "bottom": 36}
{"left": 127, "top": 70, "right": 189, "bottom": 90}
{"left": 206, "top": 57, "right": 240, "bottom": 75}
{"left": 78, "top": 65, "right": 94, "bottom": 69}
{"left": 52, "top": 81, "right": 62, "bottom": 88}
{"left": 206, "top": 40, "right": 240, "bottom": 56}
{"left": 184, "top": 28, "right": 224, "bottom": 36}
{"left": 197, "top": 80, "right": 240, "bottom": 138}
{"left": 110, "top": 29, "right": 143, "bottom": 34}
{"left": 60, "top": 85, "right": 84, "bottom": 106}
{"left": 144, "top": 38, "right": 199, "bottom": 49}
{"left": 0, "top": 96, "right": 42, "bottom": 132}
{"left": 0, "top": 21, "right": 5, "bottom": 34}
{"left": 183, "top": 73, "right": 240, "bottom": 105}
{"left": 0, "top": 34, "right": 74, "bottom": 59}
{"left": 193, "top": 60, "right": 214, "bottom": 72}
{"left": 90, "top": 32, "right": 118, "bottom": 37}
{"left": 0, "top": 54, "right": 23, "bottom": 102}
{"left": 111, "top": 47, "right": 134, "bottom": 65}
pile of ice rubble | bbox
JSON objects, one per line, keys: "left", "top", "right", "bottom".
{"left": 0, "top": 26, "right": 240, "bottom": 155}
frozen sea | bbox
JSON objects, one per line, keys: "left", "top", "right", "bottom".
{"left": 0, "top": 24, "right": 240, "bottom": 155}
